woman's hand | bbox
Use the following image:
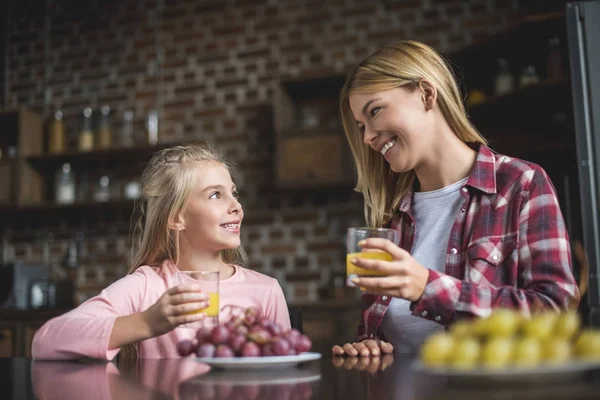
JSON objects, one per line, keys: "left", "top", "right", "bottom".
{"left": 351, "top": 238, "right": 429, "bottom": 301}
{"left": 332, "top": 339, "right": 394, "bottom": 357}
{"left": 332, "top": 353, "right": 394, "bottom": 373}
{"left": 141, "top": 284, "right": 209, "bottom": 337}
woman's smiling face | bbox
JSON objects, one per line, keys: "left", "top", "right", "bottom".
{"left": 350, "top": 85, "right": 434, "bottom": 173}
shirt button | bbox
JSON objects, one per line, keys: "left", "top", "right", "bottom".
{"left": 450, "top": 248, "right": 458, "bottom": 254}
{"left": 381, "top": 296, "right": 388, "bottom": 301}
{"left": 462, "top": 187, "right": 468, "bottom": 193}
{"left": 410, "top": 222, "right": 415, "bottom": 227}
{"left": 435, "top": 316, "right": 441, "bottom": 322}
{"left": 421, "top": 310, "right": 428, "bottom": 317}
{"left": 461, "top": 208, "right": 466, "bottom": 213}
{"left": 492, "top": 254, "right": 499, "bottom": 261}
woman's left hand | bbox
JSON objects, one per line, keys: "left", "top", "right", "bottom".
{"left": 351, "top": 238, "right": 430, "bottom": 302}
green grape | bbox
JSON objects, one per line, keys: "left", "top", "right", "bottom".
{"left": 449, "top": 337, "right": 480, "bottom": 370}
{"left": 481, "top": 337, "right": 514, "bottom": 369}
{"left": 449, "top": 320, "right": 474, "bottom": 339}
{"left": 554, "top": 310, "right": 581, "bottom": 339}
{"left": 486, "top": 309, "right": 522, "bottom": 337}
{"left": 512, "top": 337, "right": 542, "bottom": 367}
{"left": 420, "top": 333, "right": 455, "bottom": 367}
{"left": 521, "top": 313, "right": 557, "bottom": 341}
{"left": 574, "top": 330, "right": 600, "bottom": 360}
{"left": 542, "top": 337, "right": 572, "bottom": 365}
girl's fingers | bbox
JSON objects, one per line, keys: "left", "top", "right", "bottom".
{"left": 342, "top": 343, "right": 359, "bottom": 357}
{"left": 332, "top": 345, "right": 345, "bottom": 356}
{"left": 173, "top": 302, "right": 209, "bottom": 315}
{"left": 170, "top": 292, "right": 208, "bottom": 305}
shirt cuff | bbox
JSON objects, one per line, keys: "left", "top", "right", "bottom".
{"left": 410, "top": 269, "right": 458, "bottom": 326}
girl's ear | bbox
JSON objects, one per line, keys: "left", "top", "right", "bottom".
{"left": 169, "top": 214, "right": 186, "bottom": 231}
{"left": 418, "top": 79, "right": 437, "bottom": 111}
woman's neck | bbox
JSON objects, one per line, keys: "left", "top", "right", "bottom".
{"left": 176, "top": 248, "right": 235, "bottom": 279}
{"left": 414, "top": 125, "right": 477, "bottom": 192}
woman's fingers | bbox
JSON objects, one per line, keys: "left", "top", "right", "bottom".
{"left": 170, "top": 292, "right": 208, "bottom": 305}
{"left": 363, "top": 340, "right": 381, "bottom": 356}
{"left": 342, "top": 343, "right": 359, "bottom": 357}
{"left": 380, "top": 340, "right": 394, "bottom": 354}
{"left": 332, "top": 345, "right": 346, "bottom": 356}
{"left": 172, "top": 302, "right": 209, "bottom": 315}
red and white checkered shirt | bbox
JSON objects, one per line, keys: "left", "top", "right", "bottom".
{"left": 356, "top": 144, "right": 580, "bottom": 342}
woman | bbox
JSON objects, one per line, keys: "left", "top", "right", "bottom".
{"left": 332, "top": 40, "right": 580, "bottom": 356}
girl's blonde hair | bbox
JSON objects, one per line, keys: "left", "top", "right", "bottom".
{"left": 340, "top": 40, "right": 487, "bottom": 228}
{"left": 120, "top": 143, "right": 247, "bottom": 359}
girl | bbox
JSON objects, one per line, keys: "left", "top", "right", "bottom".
{"left": 332, "top": 40, "right": 580, "bottom": 356}
{"left": 33, "top": 144, "right": 290, "bottom": 359}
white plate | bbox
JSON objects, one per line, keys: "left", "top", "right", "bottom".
{"left": 191, "top": 368, "right": 322, "bottom": 385}
{"left": 413, "top": 359, "right": 600, "bottom": 385}
{"left": 195, "top": 352, "right": 322, "bottom": 370}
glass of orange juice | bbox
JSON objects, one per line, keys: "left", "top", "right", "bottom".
{"left": 173, "top": 270, "right": 220, "bottom": 330}
{"left": 347, "top": 227, "right": 399, "bottom": 287}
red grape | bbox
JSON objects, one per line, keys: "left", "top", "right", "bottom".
{"left": 234, "top": 324, "right": 248, "bottom": 335}
{"left": 177, "top": 339, "right": 195, "bottom": 357}
{"left": 284, "top": 330, "right": 300, "bottom": 348}
{"left": 215, "top": 345, "right": 235, "bottom": 358}
{"left": 196, "top": 343, "right": 216, "bottom": 358}
{"left": 268, "top": 322, "right": 283, "bottom": 337}
{"left": 287, "top": 348, "right": 297, "bottom": 356}
{"left": 262, "top": 343, "right": 274, "bottom": 357}
{"left": 248, "top": 326, "right": 272, "bottom": 343}
{"left": 257, "top": 317, "right": 271, "bottom": 329}
{"left": 196, "top": 328, "right": 210, "bottom": 344}
{"left": 272, "top": 338, "right": 291, "bottom": 356}
{"left": 241, "top": 341, "right": 261, "bottom": 357}
{"left": 211, "top": 325, "right": 230, "bottom": 344}
{"left": 295, "top": 335, "right": 312, "bottom": 353}
{"left": 228, "top": 334, "right": 247, "bottom": 354}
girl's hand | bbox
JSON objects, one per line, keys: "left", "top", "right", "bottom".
{"left": 332, "top": 339, "right": 394, "bottom": 357}
{"left": 351, "top": 238, "right": 429, "bottom": 301}
{"left": 141, "top": 284, "right": 209, "bottom": 337}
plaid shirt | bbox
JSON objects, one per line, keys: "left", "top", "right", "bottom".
{"left": 357, "top": 144, "right": 580, "bottom": 342}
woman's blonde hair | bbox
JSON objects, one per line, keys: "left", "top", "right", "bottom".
{"left": 120, "top": 143, "right": 247, "bottom": 360}
{"left": 340, "top": 40, "right": 487, "bottom": 228}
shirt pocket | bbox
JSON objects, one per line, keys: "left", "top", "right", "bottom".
{"left": 466, "top": 234, "right": 517, "bottom": 286}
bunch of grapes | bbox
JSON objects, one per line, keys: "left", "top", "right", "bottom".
{"left": 177, "top": 306, "right": 312, "bottom": 358}
{"left": 420, "top": 308, "right": 600, "bottom": 370}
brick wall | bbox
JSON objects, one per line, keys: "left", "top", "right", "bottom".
{"left": 2, "top": 0, "right": 519, "bottom": 304}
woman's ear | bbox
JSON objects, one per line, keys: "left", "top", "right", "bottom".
{"left": 169, "top": 215, "right": 186, "bottom": 231}
{"left": 419, "top": 79, "right": 437, "bottom": 111}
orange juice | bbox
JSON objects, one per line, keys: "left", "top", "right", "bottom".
{"left": 185, "top": 292, "right": 219, "bottom": 317}
{"left": 346, "top": 252, "right": 392, "bottom": 286}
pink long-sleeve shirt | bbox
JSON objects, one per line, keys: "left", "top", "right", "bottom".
{"left": 32, "top": 261, "right": 291, "bottom": 360}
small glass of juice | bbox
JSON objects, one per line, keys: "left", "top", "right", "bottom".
{"left": 173, "top": 270, "right": 220, "bottom": 330}
{"left": 346, "top": 227, "right": 399, "bottom": 287}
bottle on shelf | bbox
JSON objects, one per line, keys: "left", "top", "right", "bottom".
{"left": 146, "top": 109, "right": 159, "bottom": 146}
{"left": 55, "top": 162, "right": 76, "bottom": 204}
{"left": 519, "top": 65, "right": 541, "bottom": 87}
{"left": 494, "top": 58, "right": 515, "bottom": 96}
{"left": 546, "top": 36, "right": 564, "bottom": 82}
{"left": 48, "top": 110, "right": 65, "bottom": 154}
{"left": 97, "top": 105, "right": 112, "bottom": 149}
{"left": 94, "top": 175, "right": 111, "bottom": 202}
{"left": 78, "top": 107, "right": 94, "bottom": 152}
{"left": 121, "top": 110, "right": 135, "bottom": 148}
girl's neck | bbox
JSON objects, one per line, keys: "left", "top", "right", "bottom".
{"left": 415, "top": 128, "right": 477, "bottom": 192}
{"left": 176, "top": 250, "right": 235, "bottom": 279}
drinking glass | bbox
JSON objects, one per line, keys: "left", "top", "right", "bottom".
{"left": 172, "top": 270, "right": 220, "bottom": 330}
{"left": 346, "top": 227, "right": 399, "bottom": 287}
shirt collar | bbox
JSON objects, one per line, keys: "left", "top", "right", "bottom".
{"left": 397, "top": 143, "right": 497, "bottom": 213}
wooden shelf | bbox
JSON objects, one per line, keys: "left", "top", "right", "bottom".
{"left": 468, "top": 80, "right": 571, "bottom": 121}
{"left": 26, "top": 143, "right": 177, "bottom": 174}
{"left": 0, "top": 199, "right": 137, "bottom": 217}
{"left": 447, "top": 11, "right": 565, "bottom": 63}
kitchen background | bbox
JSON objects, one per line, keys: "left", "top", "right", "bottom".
{"left": 0, "top": 0, "right": 579, "bottom": 356}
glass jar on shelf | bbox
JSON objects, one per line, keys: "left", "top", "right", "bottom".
{"left": 97, "top": 105, "right": 112, "bottom": 149}
{"left": 48, "top": 110, "right": 65, "bottom": 154}
{"left": 494, "top": 58, "right": 515, "bottom": 96}
{"left": 78, "top": 107, "right": 94, "bottom": 152}
{"left": 55, "top": 163, "right": 76, "bottom": 204}
{"left": 121, "top": 110, "right": 135, "bottom": 148}
{"left": 94, "top": 175, "right": 111, "bottom": 202}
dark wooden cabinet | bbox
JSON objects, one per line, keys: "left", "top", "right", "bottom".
{"left": 273, "top": 74, "right": 355, "bottom": 188}
{"left": 0, "top": 309, "right": 65, "bottom": 358}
